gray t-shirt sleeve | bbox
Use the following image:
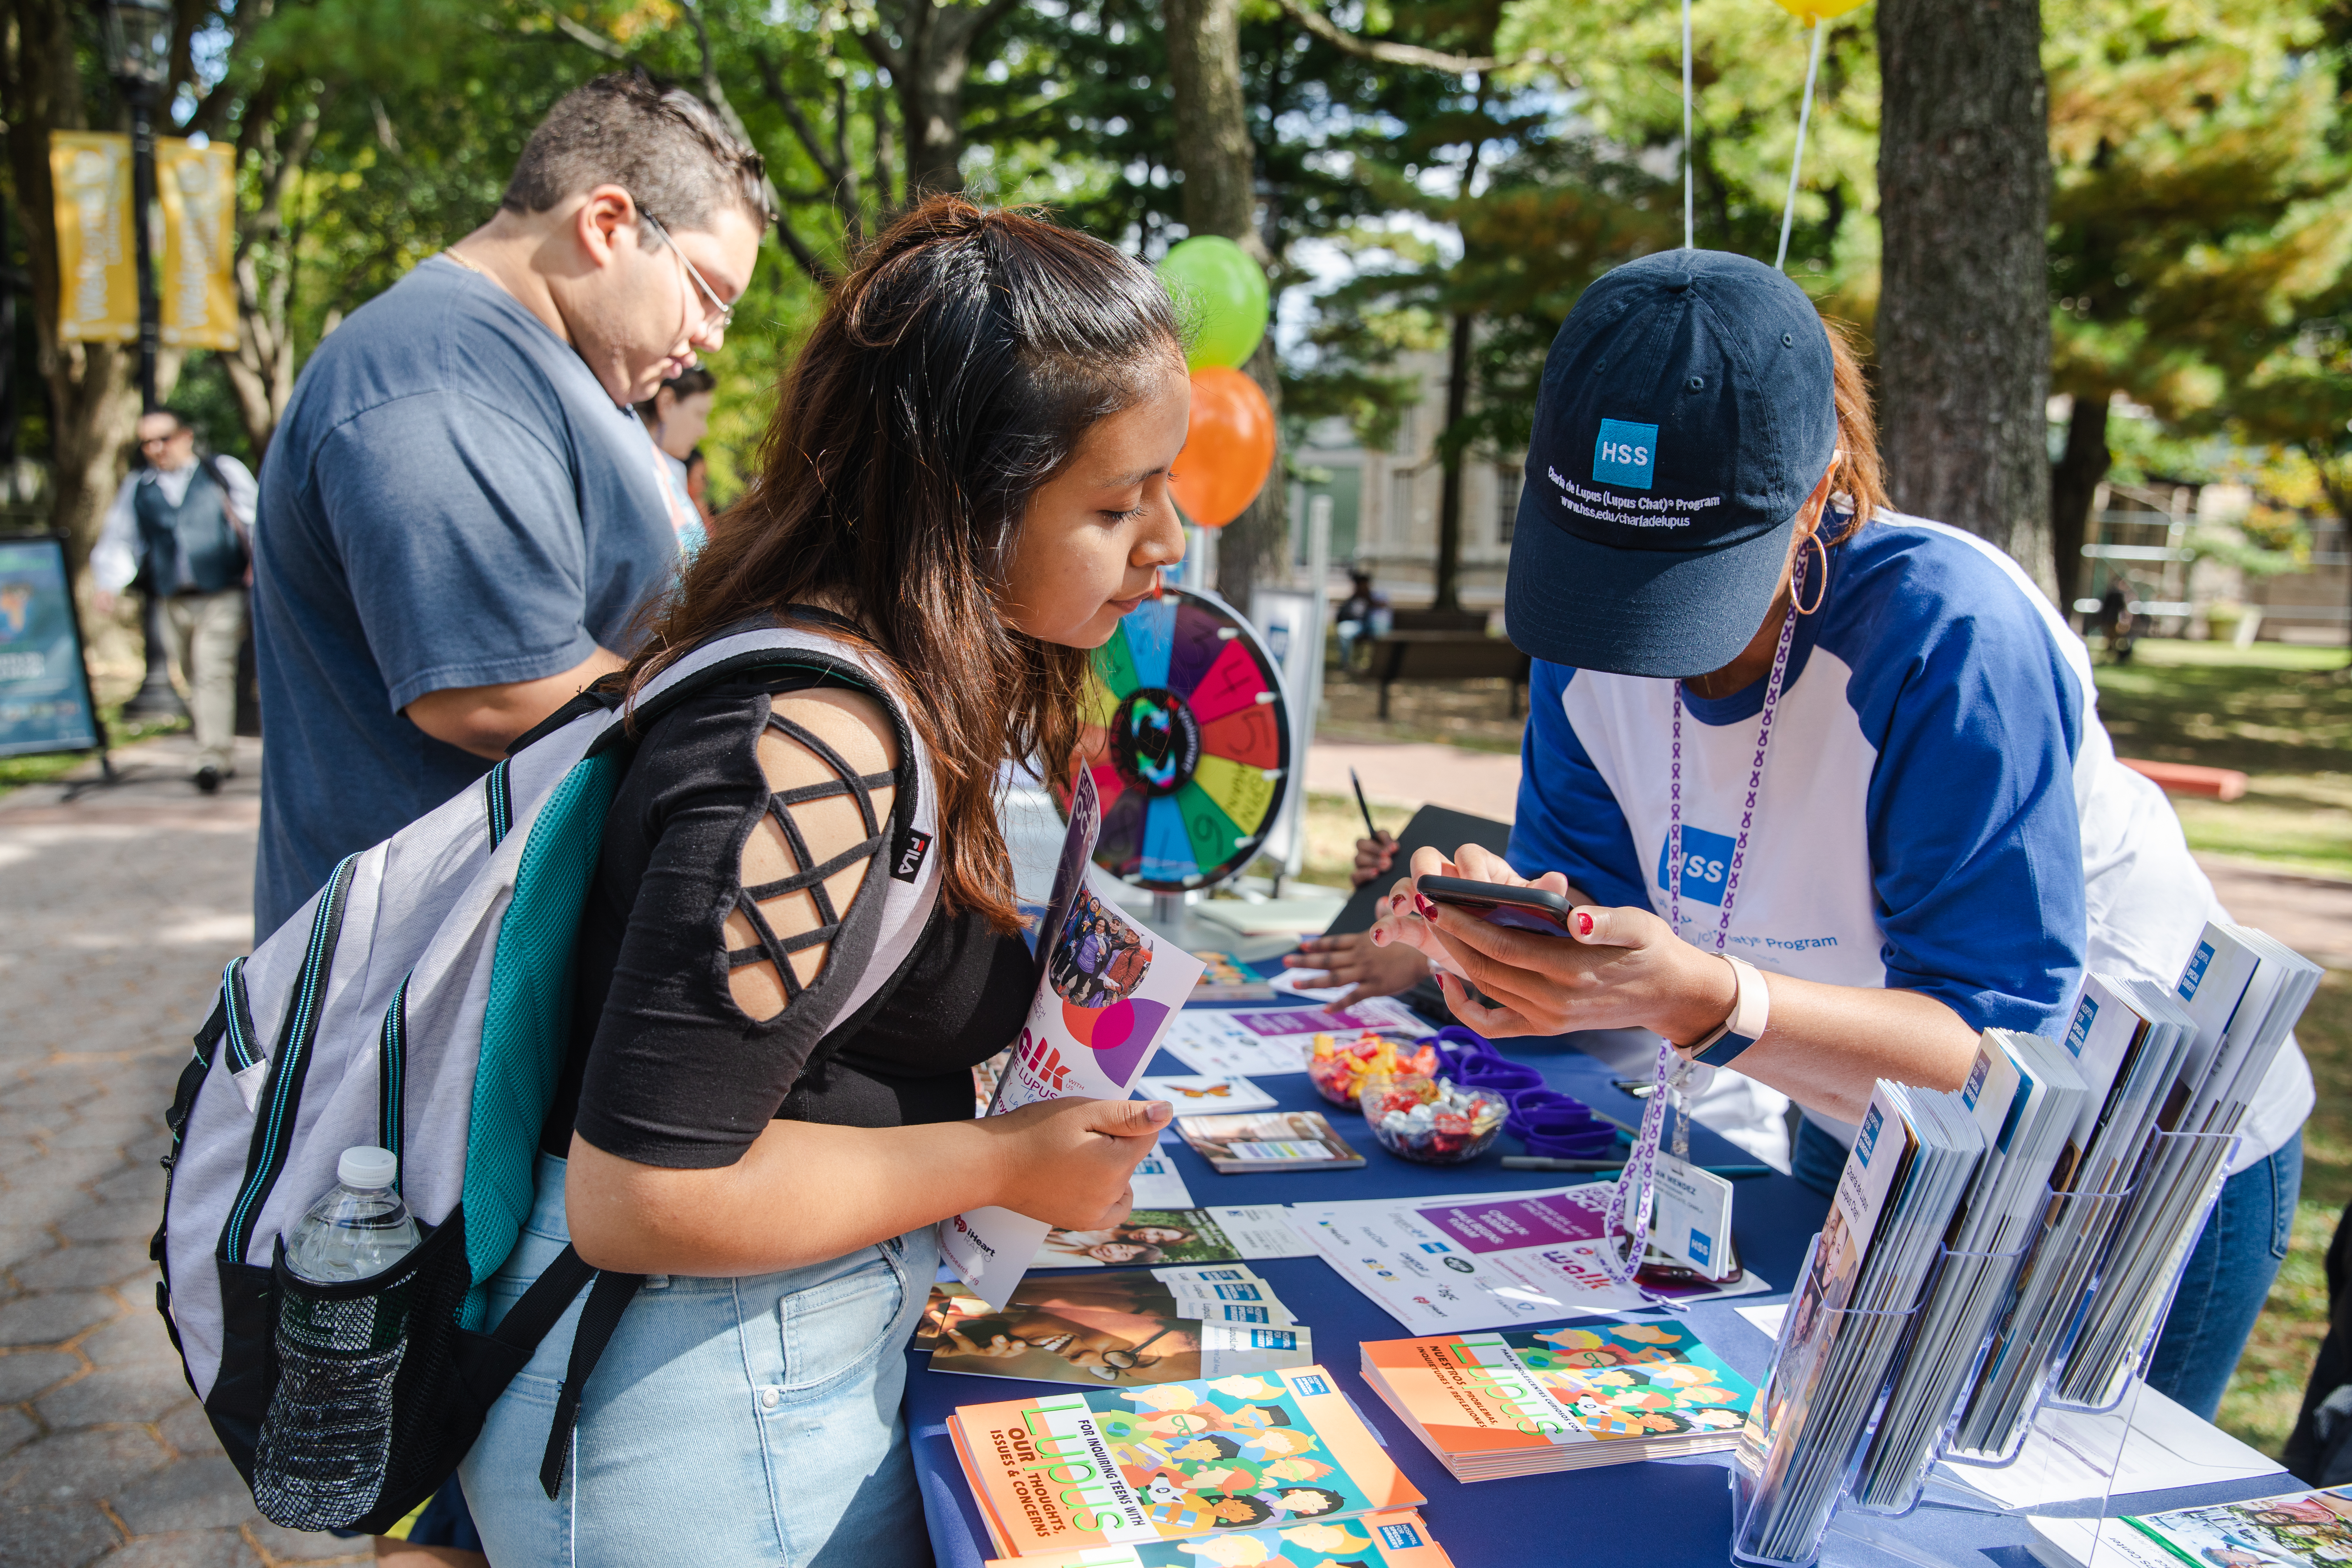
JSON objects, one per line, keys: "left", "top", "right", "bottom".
{"left": 317, "top": 389, "right": 607, "bottom": 712}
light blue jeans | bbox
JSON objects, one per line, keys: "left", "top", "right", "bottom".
{"left": 458, "top": 1154, "right": 938, "bottom": 1567}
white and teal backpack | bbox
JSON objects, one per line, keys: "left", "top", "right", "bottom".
{"left": 153, "top": 617, "right": 945, "bottom": 1533}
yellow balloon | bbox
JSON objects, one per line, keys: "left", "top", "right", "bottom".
{"left": 1771, "top": 0, "right": 1869, "bottom": 19}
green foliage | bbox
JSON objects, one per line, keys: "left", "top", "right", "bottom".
{"left": 1498, "top": 0, "right": 1882, "bottom": 314}
{"left": 2044, "top": 0, "right": 2352, "bottom": 421}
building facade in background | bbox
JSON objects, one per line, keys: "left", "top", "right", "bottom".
{"left": 1290, "top": 348, "right": 1524, "bottom": 621}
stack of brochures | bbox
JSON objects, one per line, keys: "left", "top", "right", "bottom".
{"left": 919, "top": 1268, "right": 1312, "bottom": 1389}
{"left": 945, "top": 1365, "right": 1426, "bottom": 1557}
{"left": 1950, "top": 974, "right": 2197, "bottom": 1458}
{"left": 987, "top": 1508, "right": 1457, "bottom": 1568}
{"left": 2027, "top": 1478, "right": 2352, "bottom": 1568}
{"left": 1852, "top": 1030, "right": 2091, "bottom": 1510}
{"left": 1957, "top": 923, "right": 2321, "bottom": 1455}
{"left": 1359, "top": 1318, "right": 1758, "bottom": 1480}
{"left": 2052, "top": 924, "right": 2320, "bottom": 1409}
{"left": 1174, "top": 1110, "right": 1365, "bottom": 1172}
{"left": 1736, "top": 1082, "right": 1984, "bottom": 1564}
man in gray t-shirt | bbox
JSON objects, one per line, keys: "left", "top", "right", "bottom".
{"left": 254, "top": 74, "right": 770, "bottom": 931}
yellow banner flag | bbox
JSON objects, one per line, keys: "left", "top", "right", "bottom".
{"left": 49, "top": 132, "right": 136, "bottom": 344}
{"left": 158, "top": 138, "right": 239, "bottom": 351}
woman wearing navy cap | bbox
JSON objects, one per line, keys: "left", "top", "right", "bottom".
{"left": 1364, "top": 248, "right": 2308, "bottom": 1422}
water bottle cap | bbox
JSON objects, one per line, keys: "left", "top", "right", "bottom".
{"left": 338, "top": 1146, "right": 399, "bottom": 1190}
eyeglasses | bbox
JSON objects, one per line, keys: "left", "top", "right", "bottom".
{"left": 633, "top": 201, "right": 734, "bottom": 335}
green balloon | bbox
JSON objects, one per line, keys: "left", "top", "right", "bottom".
{"left": 1156, "top": 236, "right": 1270, "bottom": 370}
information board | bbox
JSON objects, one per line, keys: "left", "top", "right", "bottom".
{"left": 0, "top": 536, "right": 103, "bottom": 757}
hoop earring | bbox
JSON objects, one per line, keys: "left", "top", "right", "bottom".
{"left": 1795, "top": 530, "right": 1829, "bottom": 615}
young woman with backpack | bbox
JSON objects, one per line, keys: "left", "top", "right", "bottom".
{"left": 456, "top": 196, "right": 1189, "bottom": 1564}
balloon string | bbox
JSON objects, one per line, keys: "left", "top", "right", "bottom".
{"left": 1681, "top": 0, "right": 1694, "bottom": 250}
{"left": 1775, "top": 16, "right": 1828, "bottom": 272}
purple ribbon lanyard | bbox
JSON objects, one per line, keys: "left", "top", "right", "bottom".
{"left": 1603, "top": 550, "right": 1805, "bottom": 1302}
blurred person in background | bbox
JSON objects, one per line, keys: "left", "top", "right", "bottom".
{"left": 685, "top": 446, "right": 714, "bottom": 526}
{"left": 90, "top": 408, "right": 257, "bottom": 793}
{"left": 1334, "top": 564, "right": 1391, "bottom": 670}
{"left": 637, "top": 364, "right": 716, "bottom": 553}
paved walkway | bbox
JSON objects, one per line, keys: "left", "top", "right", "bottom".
{"left": 2, "top": 732, "right": 2343, "bottom": 1567}
{"left": 0, "top": 734, "right": 359, "bottom": 1567}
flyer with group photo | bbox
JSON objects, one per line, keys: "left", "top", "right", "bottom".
{"left": 937, "top": 769, "right": 1205, "bottom": 1308}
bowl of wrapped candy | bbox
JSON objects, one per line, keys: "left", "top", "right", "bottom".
{"left": 1307, "top": 1030, "right": 1440, "bottom": 1109}
{"left": 1359, "top": 1073, "right": 1508, "bottom": 1164}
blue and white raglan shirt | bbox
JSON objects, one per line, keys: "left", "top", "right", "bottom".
{"left": 1508, "top": 511, "right": 2311, "bottom": 1172}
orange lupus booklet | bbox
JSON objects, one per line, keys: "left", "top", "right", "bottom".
{"left": 1359, "top": 1320, "right": 1757, "bottom": 1482}
{"left": 983, "top": 1509, "right": 1455, "bottom": 1568}
{"left": 946, "top": 1365, "right": 1424, "bottom": 1558}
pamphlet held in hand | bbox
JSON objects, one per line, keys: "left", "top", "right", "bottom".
{"left": 937, "top": 768, "right": 1204, "bottom": 1307}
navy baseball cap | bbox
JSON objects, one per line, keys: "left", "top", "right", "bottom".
{"left": 1505, "top": 249, "right": 1837, "bottom": 678}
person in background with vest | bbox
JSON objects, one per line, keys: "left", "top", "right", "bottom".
{"left": 91, "top": 408, "right": 257, "bottom": 793}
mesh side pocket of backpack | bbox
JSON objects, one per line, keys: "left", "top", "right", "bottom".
{"left": 251, "top": 1209, "right": 473, "bottom": 1532}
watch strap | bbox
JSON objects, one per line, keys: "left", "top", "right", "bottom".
{"left": 1686, "top": 955, "right": 1769, "bottom": 1067}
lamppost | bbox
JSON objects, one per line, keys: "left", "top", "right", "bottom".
{"left": 104, "top": 0, "right": 182, "bottom": 722}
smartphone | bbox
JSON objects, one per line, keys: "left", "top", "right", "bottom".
{"left": 1416, "top": 875, "right": 1576, "bottom": 937}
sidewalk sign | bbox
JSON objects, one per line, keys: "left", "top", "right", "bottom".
{"left": 0, "top": 536, "right": 107, "bottom": 760}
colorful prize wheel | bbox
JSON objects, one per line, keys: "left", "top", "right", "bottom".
{"left": 1062, "top": 586, "right": 1291, "bottom": 892}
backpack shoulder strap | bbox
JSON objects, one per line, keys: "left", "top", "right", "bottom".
{"left": 562, "top": 614, "right": 946, "bottom": 1045}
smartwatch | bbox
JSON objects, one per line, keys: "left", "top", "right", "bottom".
{"left": 1684, "top": 954, "right": 1769, "bottom": 1067}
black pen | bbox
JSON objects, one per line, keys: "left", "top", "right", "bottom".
{"left": 1349, "top": 767, "right": 1380, "bottom": 844}
{"left": 1501, "top": 1156, "right": 1774, "bottom": 1180}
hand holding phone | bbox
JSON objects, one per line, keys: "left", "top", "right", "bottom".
{"left": 1416, "top": 874, "right": 1577, "bottom": 938}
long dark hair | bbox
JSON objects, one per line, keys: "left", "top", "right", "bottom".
{"left": 628, "top": 196, "right": 1183, "bottom": 932}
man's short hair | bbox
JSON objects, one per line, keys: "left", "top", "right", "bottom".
{"left": 503, "top": 69, "right": 772, "bottom": 238}
{"left": 145, "top": 408, "right": 196, "bottom": 437}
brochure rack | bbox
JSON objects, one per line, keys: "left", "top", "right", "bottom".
{"left": 1846, "top": 1226, "right": 2038, "bottom": 1516}
{"left": 2052, "top": 1129, "right": 2241, "bottom": 1412}
{"left": 1730, "top": 1234, "right": 1928, "bottom": 1568}
{"left": 1733, "top": 1128, "right": 2234, "bottom": 1568}
{"left": 1941, "top": 1175, "right": 2137, "bottom": 1466}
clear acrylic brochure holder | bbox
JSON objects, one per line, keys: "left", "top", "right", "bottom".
{"left": 1897, "top": 1129, "right": 2241, "bottom": 1568}
{"left": 1844, "top": 1224, "right": 2038, "bottom": 1517}
{"left": 1729, "top": 1232, "right": 1929, "bottom": 1568}
{"left": 1939, "top": 1171, "right": 2139, "bottom": 1468}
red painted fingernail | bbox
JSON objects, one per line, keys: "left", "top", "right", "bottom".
{"left": 1413, "top": 892, "right": 1438, "bottom": 920}
{"left": 1371, "top": 927, "right": 1387, "bottom": 946}
{"left": 1576, "top": 912, "right": 1594, "bottom": 936}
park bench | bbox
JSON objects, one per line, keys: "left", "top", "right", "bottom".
{"left": 1364, "top": 631, "right": 1533, "bottom": 719}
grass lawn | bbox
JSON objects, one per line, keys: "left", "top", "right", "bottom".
{"left": 2082, "top": 640, "right": 2352, "bottom": 1455}
{"left": 2092, "top": 639, "right": 2352, "bottom": 882}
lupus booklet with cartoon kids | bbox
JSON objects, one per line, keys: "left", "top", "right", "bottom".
{"left": 938, "top": 767, "right": 1205, "bottom": 1308}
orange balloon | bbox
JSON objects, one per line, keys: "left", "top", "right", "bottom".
{"left": 1169, "top": 366, "right": 1275, "bottom": 529}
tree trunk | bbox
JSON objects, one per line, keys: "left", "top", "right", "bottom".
{"left": 1164, "top": 0, "right": 1286, "bottom": 614}
{"left": 4, "top": 0, "right": 139, "bottom": 576}
{"left": 1433, "top": 309, "right": 1474, "bottom": 613}
{"left": 865, "top": 0, "right": 1019, "bottom": 199}
{"left": 1875, "top": 0, "right": 2054, "bottom": 595}
{"left": 2049, "top": 392, "right": 2110, "bottom": 612}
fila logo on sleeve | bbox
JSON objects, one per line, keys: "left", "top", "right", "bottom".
{"left": 1594, "top": 418, "right": 1660, "bottom": 491}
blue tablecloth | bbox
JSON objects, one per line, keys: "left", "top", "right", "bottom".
{"left": 904, "top": 1028, "right": 2288, "bottom": 1567}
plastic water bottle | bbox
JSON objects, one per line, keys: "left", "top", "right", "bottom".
{"left": 285, "top": 1147, "right": 420, "bottom": 1282}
